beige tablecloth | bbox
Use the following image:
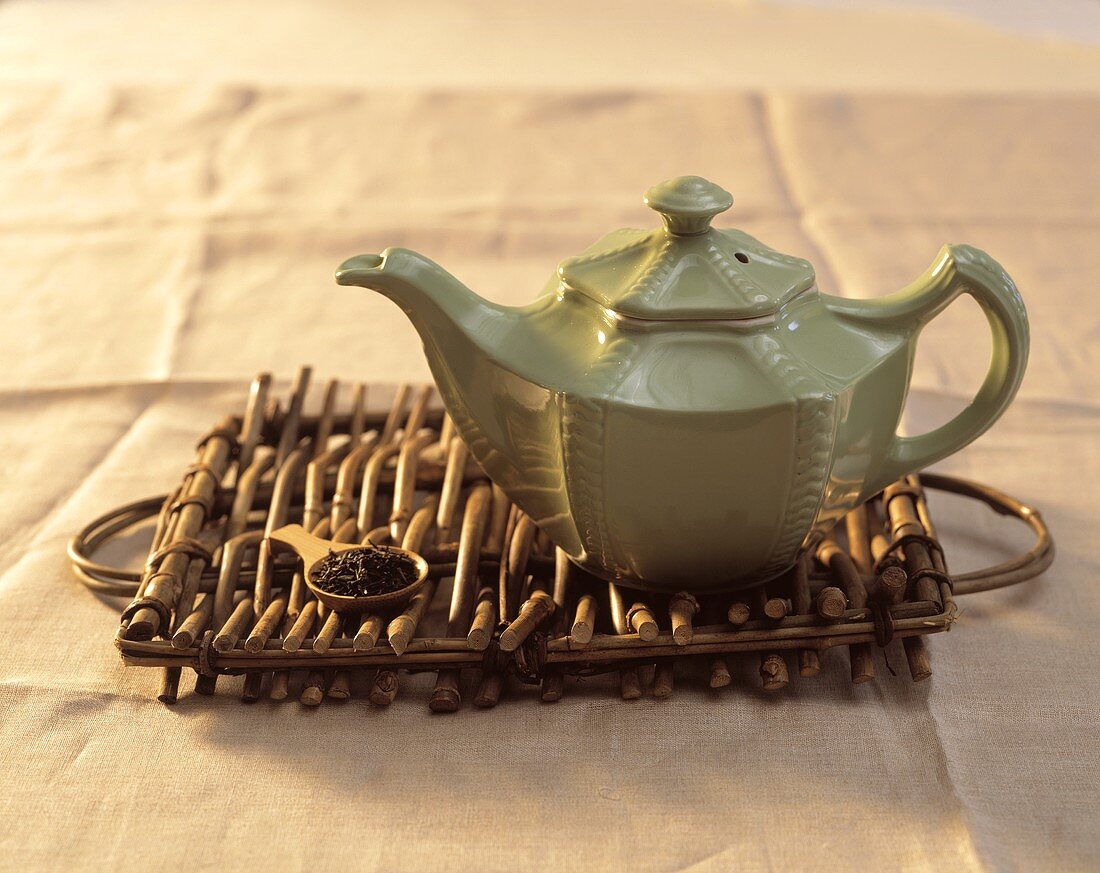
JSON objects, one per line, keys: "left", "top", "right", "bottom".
{"left": 1, "top": 3, "right": 1099, "bottom": 871}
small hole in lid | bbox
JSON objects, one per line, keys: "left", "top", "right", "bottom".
{"left": 734, "top": 252, "right": 750, "bottom": 264}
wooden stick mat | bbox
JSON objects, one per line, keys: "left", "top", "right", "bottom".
{"left": 69, "top": 368, "right": 1053, "bottom": 710}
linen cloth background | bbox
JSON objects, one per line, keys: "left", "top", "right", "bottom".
{"left": 0, "top": 2, "right": 1098, "bottom": 871}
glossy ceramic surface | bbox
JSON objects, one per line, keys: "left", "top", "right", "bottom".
{"left": 335, "top": 176, "right": 1029, "bottom": 592}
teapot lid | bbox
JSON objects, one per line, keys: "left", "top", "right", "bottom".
{"left": 558, "top": 176, "right": 816, "bottom": 321}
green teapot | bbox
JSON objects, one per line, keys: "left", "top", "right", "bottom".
{"left": 336, "top": 176, "right": 1028, "bottom": 592}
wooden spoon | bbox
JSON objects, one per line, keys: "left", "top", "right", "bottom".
{"left": 267, "top": 524, "right": 428, "bottom": 614}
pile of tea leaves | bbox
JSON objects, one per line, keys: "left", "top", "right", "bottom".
{"left": 310, "top": 546, "right": 419, "bottom": 597}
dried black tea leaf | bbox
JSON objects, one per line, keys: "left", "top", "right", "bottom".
{"left": 310, "top": 546, "right": 419, "bottom": 597}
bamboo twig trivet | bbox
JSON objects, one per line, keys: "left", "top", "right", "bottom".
{"left": 69, "top": 368, "right": 1054, "bottom": 709}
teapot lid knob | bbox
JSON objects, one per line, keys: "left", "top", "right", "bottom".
{"left": 644, "top": 176, "right": 733, "bottom": 236}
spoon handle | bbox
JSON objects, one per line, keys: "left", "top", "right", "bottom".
{"left": 268, "top": 524, "right": 335, "bottom": 571}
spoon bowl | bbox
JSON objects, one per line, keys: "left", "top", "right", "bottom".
{"left": 267, "top": 524, "right": 429, "bottom": 613}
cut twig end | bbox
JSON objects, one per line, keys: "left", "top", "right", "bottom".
{"left": 540, "top": 672, "right": 564, "bottom": 703}
{"left": 369, "top": 670, "right": 400, "bottom": 705}
{"left": 669, "top": 591, "right": 698, "bottom": 645}
{"left": 568, "top": 622, "right": 593, "bottom": 647}
{"left": 904, "top": 636, "right": 933, "bottom": 682}
{"left": 388, "top": 616, "right": 416, "bottom": 655}
{"left": 816, "top": 586, "right": 848, "bottom": 620}
{"left": 876, "top": 565, "right": 909, "bottom": 604}
{"left": 429, "top": 687, "right": 462, "bottom": 713}
{"left": 708, "top": 657, "right": 732, "bottom": 689}
{"left": 764, "top": 597, "right": 791, "bottom": 620}
{"left": 652, "top": 662, "right": 675, "bottom": 699}
{"left": 726, "top": 601, "right": 751, "bottom": 626}
{"left": 300, "top": 678, "right": 325, "bottom": 705}
{"left": 500, "top": 590, "right": 555, "bottom": 652}
{"left": 466, "top": 627, "right": 491, "bottom": 651}
{"left": 760, "top": 653, "right": 789, "bottom": 691}
{"left": 627, "top": 603, "right": 659, "bottom": 642}
{"left": 619, "top": 668, "right": 643, "bottom": 700}
{"left": 798, "top": 649, "right": 821, "bottom": 678}
{"left": 473, "top": 672, "right": 504, "bottom": 708}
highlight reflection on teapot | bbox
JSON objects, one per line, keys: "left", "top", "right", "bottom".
{"left": 336, "top": 176, "right": 1028, "bottom": 593}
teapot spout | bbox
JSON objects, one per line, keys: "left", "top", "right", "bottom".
{"left": 336, "top": 247, "right": 502, "bottom": 342}
{"left": 336, "top": 245, "right": 541, "bottom": 406}
{"left": 337, "top": 246, "right": 533, "bottom": 385}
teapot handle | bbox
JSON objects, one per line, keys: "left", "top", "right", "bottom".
{"left": 829, "top": 244, "right": 1029, "bottom": 494}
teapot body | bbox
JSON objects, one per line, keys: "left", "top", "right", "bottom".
{"left": 427, "top": 288, "right": 913, "bottom": 591}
